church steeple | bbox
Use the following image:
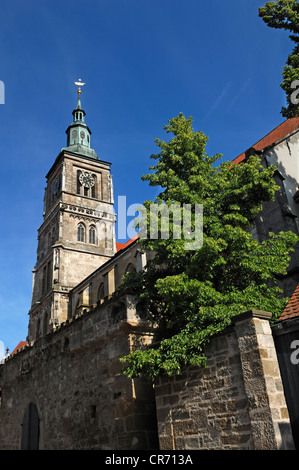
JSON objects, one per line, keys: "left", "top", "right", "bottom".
{"left": 63, "top": 79, "right": 98, "bottom": 160}
{"left": 28, "top": 80, "right": 116, "bottom": 342}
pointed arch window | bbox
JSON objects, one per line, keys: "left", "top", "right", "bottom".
{"left": 125, "top": 263, "right": 136, "bottom": 274}
{"left": 77, "top": 170, "right": 81, "bottom": 195}
{"left": 89, "top": 226, "right": 96, "bottom": 245}
{"left": 36, "top": 318, "right": 41, "bottom": 340}
{"left": 97, "top": 283, "right": 104, "bottom": 304}
{"left": 91, "top": 174, "right": 96, "bottom": 198}
{"left": 21, "top": 403, "right": 40, "bottom": 450}
{"left": 78, "top": 223, "right": 85, "bottom": 242}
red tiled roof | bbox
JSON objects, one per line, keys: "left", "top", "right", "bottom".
{"left": 233, "top": 117, "right": 299, "bottom": 321}
{"left": 10, "top": 341, "right": 28, "bottom": 356}
{"left": 232, "top": 116, "right": 299, "bottom": 165}
{"left": 116, "top": 234, "right": 139, "bottom": 252}
{"left": 7, "top": 239, "right": 139, "bottom": 354}
{"left": 279, "top": 284, "right": 299, "bottom": 321}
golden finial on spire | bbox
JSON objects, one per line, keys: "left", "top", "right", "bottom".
{"left": 74, "top": 78, "right": 86, "bottom": 96}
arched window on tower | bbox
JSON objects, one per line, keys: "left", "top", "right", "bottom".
{"left": 89, "top": 226, "right": 96, "bottom": 245}
{"left": 78, "top": 223, "right": 85, "bottom": 242}
{"left": 77, "top": 170, "right": 82, "bottom": 195}
{"left": 42, "top": 265, "right": 47, "bottom": 295}
{"left": 51, "top": 228, "right": 56, "bottom": 247}
{"left": 91, "top": 174, "right": 96, "bottom": 198}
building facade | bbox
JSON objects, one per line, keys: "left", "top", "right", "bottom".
{"left": 233, "top": 117, "right": 299, "bottom": 298}
{"left": 1, "top": 101, "right": 299, "bottom": 449}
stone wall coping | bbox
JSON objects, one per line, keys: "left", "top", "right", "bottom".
{"left": 231, "top": 309, "right": 272, "bottom": 324}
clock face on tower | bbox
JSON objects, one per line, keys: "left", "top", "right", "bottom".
{"left": 79, "top": 171, "right": 95, "bottom": 188}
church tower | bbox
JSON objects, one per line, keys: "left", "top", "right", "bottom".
{"left": 28, "top": 82, "right": 116, "bottom": 342}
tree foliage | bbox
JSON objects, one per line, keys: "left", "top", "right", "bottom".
{"left": 259, "top": 0, "right": 299, "bottom": 118}
{"left": 119, "top": 114, "right": 299, "bottom": 379}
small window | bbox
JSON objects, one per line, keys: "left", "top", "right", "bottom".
{"left": 90, "top": 405, "right": 97, "bottom": 419}
{"left": 77, "top": 170, "right": 81, "bottom": 195}
{"left": 125, "top": 263, "right": 136, "bottom": 274}
{"left": 78, "top": 223, "right": 85, "bottom": 242}
{"left": 36, "top": 318, "right": 41, "bottom": 339}
{"left": 46, "top": 261, "right": 52, "bottom": 291}
{"left": 91, "top": 174, "right": 96, "bottom": 198}
{"left": 89, "top": 226, "right": 96, "bottom": 244}
{"left": 97, "top": 283, "right": 104, "bottom": 304}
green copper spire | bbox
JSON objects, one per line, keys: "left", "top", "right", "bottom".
{"left": 62, "top": 79, "right": 98, "bottom": 160}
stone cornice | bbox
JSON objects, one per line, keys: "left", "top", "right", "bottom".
{"left": 46, "top": 150, "right": 111, "bottom": 179}
{"left": 232, "top": 309, "right": 272, "bottom": 324}
{"left": 38, "top": 199, "right": 116, "bottom": 236}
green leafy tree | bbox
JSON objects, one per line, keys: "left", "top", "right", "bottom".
{"left": 259, "top": 0, "right": 299, "bottom": 118}
{"left": 119, "top": 114, "right": 298, "bottom": 379}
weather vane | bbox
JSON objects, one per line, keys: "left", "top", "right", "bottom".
{"left": 74, "top": 78, "right": 86, "bottom": 96}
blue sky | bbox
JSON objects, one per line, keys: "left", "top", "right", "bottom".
{"left": 0, "top": 0, "right": 292, "bottom": 355}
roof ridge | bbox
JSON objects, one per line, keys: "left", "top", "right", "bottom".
{"left": 232, "top": 116, "right": 299, "bottom": 165}
{"left": 279, "top": 283, "right": 299, "bottom": 321}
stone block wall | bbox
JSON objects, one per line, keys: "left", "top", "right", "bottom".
{"left": 155, "top": 310, "right": 295, "bottom": 450}
{"left": 0, "top": 308, "right": 295, "bottom": 450}
{"left": 0, "top": 295, "right": 158, "bottom": 450}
